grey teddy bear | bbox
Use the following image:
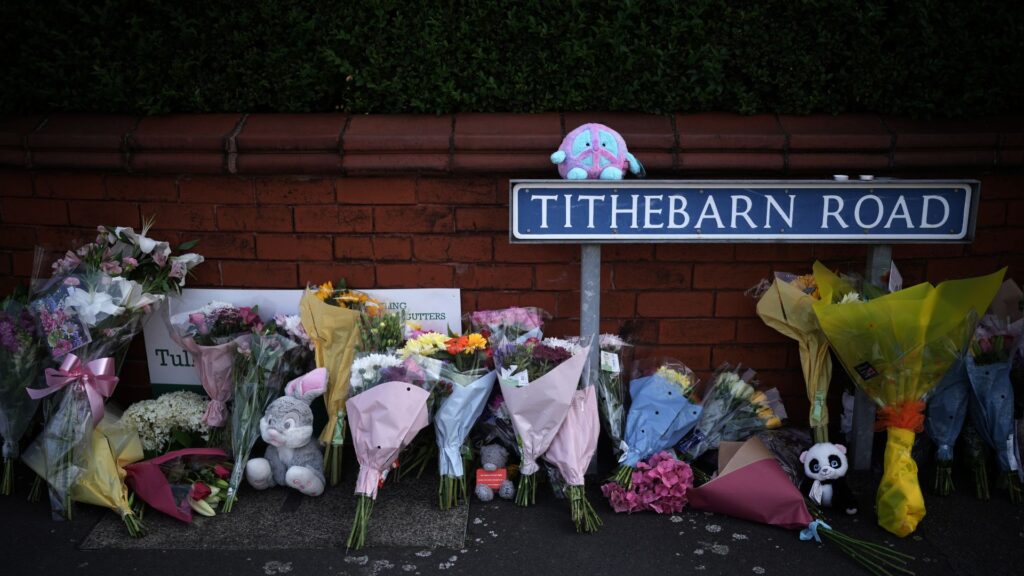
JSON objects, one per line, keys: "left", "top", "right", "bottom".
{"left": 474, "top": 444, "right": 516, "bottom": 501}
{"left": 245, "top": 367, "right": 327, "bottom": 497}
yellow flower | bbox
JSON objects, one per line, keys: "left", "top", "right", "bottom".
{"left": 314, "top": 281, "right": 335, "bottom": 301}
{"left": 656, "top": 366, "right": 693, "bottom": 395}
{"left": 463, "top": 333, "right": 488, "bottom": 354}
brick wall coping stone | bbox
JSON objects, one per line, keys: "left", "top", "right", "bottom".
{"left": 1, "top": 113, "right": 1021, "bottom": 176}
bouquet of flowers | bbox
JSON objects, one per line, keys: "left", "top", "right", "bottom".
{"left": 676, "top": 364, "right": 785, "bottom": 462}
{"left": 0, "top": 294, "right": 46, "bottom": 494}
{"left": 121, "top": 391, "right": 211, "bottom": 456}
{"left": 966, "top": 316, "right": 1022, "bottom": 503}
{"left": 468, "top": 306, "right": 548, "bottom": 347}
{"left": 813, "top": 261, "right": 1004, "bottom": 536}
{"left": 494, "top": 338, "right": 589, "bottom": 506}
{"left": 402, "top": 331, "right": 495, "bottom": 509}
{"left": 125, "top": 448, "right": 231, "bottom": 522}
{"left": 298, "top": 281, "right": 373, "bottom": 485}
{"left": 579, "top": 334, "right": 631, "bottom": 463}
{"left": 23, "top": 409, "right": 146, "bottom": 535}
{"left": 221, "top": 321, "right": 298, "bottom": 512}
{"left": 924, "top": 360, "right": 970, "bottom": 496}
{"left": 753, "top": 271, "right": 834, "bottom": 442}
{"left": 689, "top": 437, "right": 915, "bottom": 576}
{"left": 544, "top": 351, "right": 603, "bottom": 532}
{"left": 166, "top": 301, "right": 260, "bottom": 447}
{"left": 345, "top": 353, "right": 436, "bottom": 550}
{"left": 601, "top": 451, "right": 694, "bottom": 515}
{"left": 607, "top": 360, "right": 702, "bottom": 489}
{"left": 26, "top": 221, "right": 203, "bottom": 521}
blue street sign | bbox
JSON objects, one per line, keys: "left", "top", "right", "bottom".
{"left": 509, "top": 180, "right": 977, "bottom": 243}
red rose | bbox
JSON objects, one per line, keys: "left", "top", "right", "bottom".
{"left": 191, "top": 482, "right": 212, "bottom": 501}
{"left": 214, "top": 465, "right": 231, "bottom": 479}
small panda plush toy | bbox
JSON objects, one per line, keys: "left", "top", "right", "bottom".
{"left": 799, "top": 442, "right": 858, "bottom": 515}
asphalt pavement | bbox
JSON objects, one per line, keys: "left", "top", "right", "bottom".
{"left": 2, "top": 457, "right": 1022, "bottom": 576}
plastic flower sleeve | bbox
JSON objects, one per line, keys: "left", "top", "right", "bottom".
{"left": 966, "top": 356, "right": 1016, "bottom": 472}
{"left": 221, "top": 329, "right": 295, "bottom": 512}
{"left": 755, "top": 273, "right": 833, "bottom": 442}
{"left": 125, "top": 448, "right": 229, "bottom": 523}
{"left": 544, "top": 386, "right": 603, "bottom": 532}
{"left": 813, "top": 262, "right": 1003, "bottom": 537}
{"left": 0, "top": 298, "right": 45, "bottom": 494}
{"left": 434, "top": 367, "right": 496, "bottom": 509}
{"left": 23, "top": 386, "right": 92, "bottom": 520}
{"left": 925, "top": 360, "right": 970, "bottom": 495}
{"left": 467, "top": 307, "right": 549, "bottom": 348}
{"left": 345, "top": 380, "right": 431, "bottom": 549}
{"left": 299, "top": 289, "right": 360, "bottom": 485}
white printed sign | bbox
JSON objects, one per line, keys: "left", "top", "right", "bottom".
{"left": 143, "top": 288, "right": 461, "bottom": 386}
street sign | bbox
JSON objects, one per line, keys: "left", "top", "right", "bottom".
{"left": 510, "top": 180, "right": 978, "bottom": 243}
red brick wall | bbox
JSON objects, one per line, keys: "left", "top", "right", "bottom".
{"left": 2, "top": 113, "right": 1023, "bottom": 421}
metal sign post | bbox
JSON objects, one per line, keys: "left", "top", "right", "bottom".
{"left": 510, "top": 179, "right": 979, "bottom": 471}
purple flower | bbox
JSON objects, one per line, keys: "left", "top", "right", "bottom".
{"left": 100, "top": 260, "right": 123, "bottom": 275}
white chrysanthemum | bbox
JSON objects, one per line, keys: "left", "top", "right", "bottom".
{"left": 599, "top": 333, "right": 627, "bottom": 350}
{"left": 543, "top": 337, "right": 583, "bottom": 357}
{"left": 200, "top": 301, "right": 235, "bottom": 315}
{"left": 351, "top": 353, "right": 403, "bottom": 392}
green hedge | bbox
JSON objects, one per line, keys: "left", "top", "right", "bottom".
{"left": 2, "top": 0, "right": 1022, "bottom": 117}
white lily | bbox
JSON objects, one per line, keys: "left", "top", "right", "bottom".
{"left": 65, "top": 285, "right": 125, "bottom": 326}
{"left": 115, "top": 225, "right": 172, "bottom": 263}
{"left": 111, "top": 277, "right": 162, "bottom": 311}
{"left": 168, "top": 253, "right": 205, "bottom": 286}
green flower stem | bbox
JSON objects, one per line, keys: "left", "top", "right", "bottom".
{"left": 933, "top": 460, "right": 955, "bottom": 496}
{"left": 567, "top": 485, "right": 602, "bottom": 533}
{"left": 974, "top": 460, "right": 990, "bottom": 501}
{"left": 610, "top": 464, "right": 632, "bottom": 489}
{"left": 28, "top": 473, "right": 43, "bottom": 502}
{"left": 347, "top": 494, "right": 375, "bottom": 550}
{"left": 819, "top": 526, "right": 916, "bottom": 576}
{"left": 515, "top": 473, "right": 536, "bottom": 507}
{"left": 1005, "top": 471, "right": 1022, "bottom": 505}
{"left": 324, "top": 444, "right": 343, "bottom": 487}
{"left": 1, "top": 458, "right": 12, "bottom": 496}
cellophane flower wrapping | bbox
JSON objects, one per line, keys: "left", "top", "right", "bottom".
{"left": 402, "top": 331, "right": 494, "bottom": 508}
{"left": 493, "top": 340, "right": 589, "bottom": 506}
{"left": 966, "top": 318, "right": 1020, "bottom": 477}
{"left": 677, "top": 364, "right": 785, "bottom": 462}
{"left": 924, "top": 360, "right": 970, "bottom": 495}
{"left": 298, "top": 286, "right": 362, "bottom": 485}
{"left": 812, "top": 261, "right": 1004, "bottom": 536}
{"left": 468, "top": 307, "right": 548, "bottom": 348}
{"left": 0, "top": 296, "right": 46, "bottom": 494}
{"left": 165, "top": 301, "right": 261, "bottom": 444}
{"left": 23, "top": 408, "right": 146, "bottom": 535}
{"left": 600, "top": 451, "right": 693, "bottom": 514}
{"left": 754, "top": 272, "right": 833, "bottom": 442}
{"left": 545, "top": 384, "right": 603, "bottom": 531}
{"left": 124, "top": 447, "right": 230, "bottom": 523}
{"left": 26, "top": 223, "right": 203, "bottom": 520}
{"left": 571, "top": 334, "right": 631, "bottom": 462}
{"left": 609, "top": 360, "right": 701, "bottom": 491}
{"left": 345, "top": 354, "right": 436, "bottom": 549}
{"left": 221, "top": 324, "right": 297, "bottom": 512}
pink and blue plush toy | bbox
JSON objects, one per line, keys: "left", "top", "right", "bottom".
{"left": 551, "top": 123, "right": 646, "bottom": 180}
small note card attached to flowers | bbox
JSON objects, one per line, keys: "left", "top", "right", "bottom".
{"left": 498, "top": 366, "right": 530, "bottom": 388}
{"left": 601, "top": 351, "right": 620, "bottom": 374}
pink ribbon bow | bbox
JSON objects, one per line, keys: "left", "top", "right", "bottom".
{"left": 28, "top": 354, "right": 118, "bottom": 426}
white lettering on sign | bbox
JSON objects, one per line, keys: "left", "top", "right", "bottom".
{"left": 920, "top": 195, "right": 950, "bottom": 229}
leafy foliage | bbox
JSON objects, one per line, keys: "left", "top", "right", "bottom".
{"left": 1, "top": 1, "right": 1021, "bottom": 117}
